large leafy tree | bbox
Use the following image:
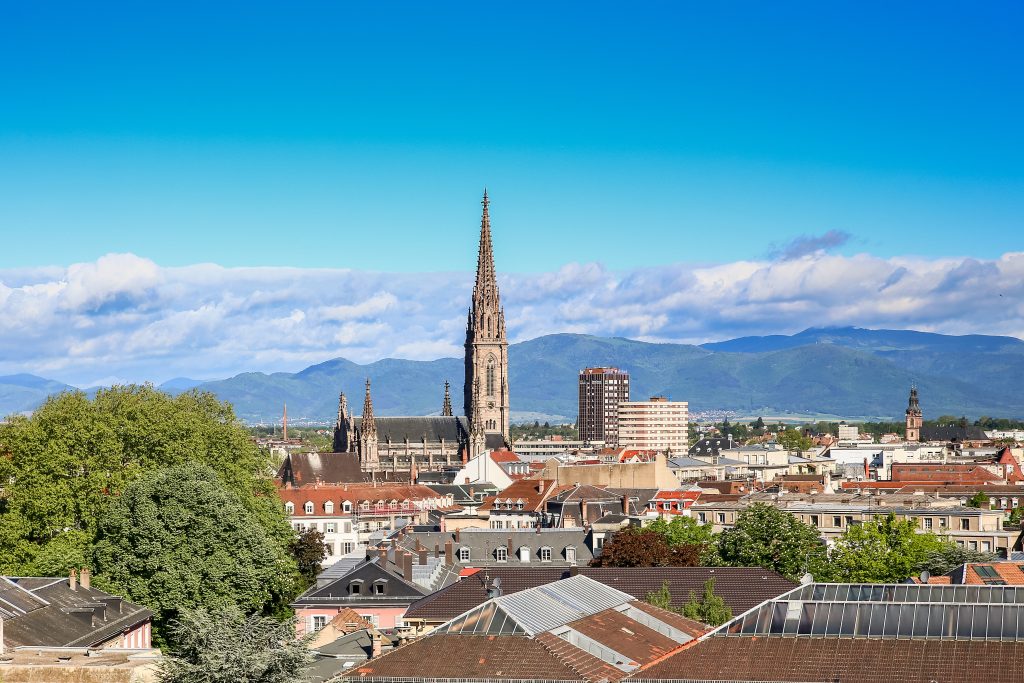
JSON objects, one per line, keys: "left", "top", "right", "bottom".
{"left": 291, "top": 527, "right": 327, "bottom": 587}
{"left": 717, "top": 503, "right": 826, "bottom": 580}
{"left": 681, "top": 579, "right": 732, "bottom": 627}
{"left": 0, "top": 386, "right": 292, "bottom": 575}
{"left": 777, "top": 428, "right": 813, "bottom": 452}
{"left": 158, "top": 606, "right": 313, "bottom": 683}
{"left": 647, "top": 515, "right": 720, "bottom": 564}
{"left": 594, "top": 527, "right": 702, "bottom": 567}
{"left": 822, "top": 514, "right": 970, "bottom": 583}
{"left": 92, "top": 464, "right": 297, "bottom": 646}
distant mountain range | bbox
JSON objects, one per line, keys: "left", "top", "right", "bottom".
{"left": 4, "top": 327, "right": 1024, "bottom": 422}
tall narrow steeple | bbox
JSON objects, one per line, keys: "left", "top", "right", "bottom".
{"left": 442, "top": 381, "right": 453, "bottom": 417}
{"left": 905, "top": 385, "right": 923, "bottom": 442}
{"left": 333, "top": 391, "right": 350, "bottom": 452}
{"left": 464, "top": 190, "right": 510, "bottom": 445}
{"left": 362, "top": 379, "right": 376, "bottom": 435}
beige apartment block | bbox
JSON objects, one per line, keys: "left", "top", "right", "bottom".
{"left": 617, "top": 396, "right": 688, "bottom": 453}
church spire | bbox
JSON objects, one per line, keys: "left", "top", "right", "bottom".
{"left": 471, "top": 189, "right": 500, "bottom": 319}
{"left": 361, "top": 379, "right": 376, "bottom": 436}
{"left": 442, "top": 381, "right": 452, "bottom": 416}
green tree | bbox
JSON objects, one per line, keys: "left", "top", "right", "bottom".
{"left": 821, "top": 514, "right": 948, "bottom": 583}
{"left": 92, "top": 464, "right": 298, "bottom": 647}
{"left": 0, "top": 386, "right": 291, "bottom": 576}
{"left": 967, "top": 491, "right": 991, "bottom": 509}
{"left": 291, "top": 528, "right": 327, "bottom": 587}
{"left": 777, "top": 428, "right": 813, "bottom": 452}
{"left": 647, "top": 516, "right": 719, "bottom": 564}
{"left": 914, "top": 545, "right": 997, "bottom": 577}
{"left": 158, "top": 606, "right": 313, "bottom": 683}
{"left": 645, "top": 580, "right": 675, "bottom": 611}
{"left": 717, "top": 504, "right": 826, "bottom": 580}
{"left": 681, "top": 578, "right": 732, "bottom": 627}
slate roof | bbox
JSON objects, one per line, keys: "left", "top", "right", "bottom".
{"left": 920, "top": 423, "right": 990, "bottom": 442}
{"left": 0, "top": 576, "right": 151, "bottom": 648}
{"left": 404, "top": 567, "right": 796, "bottom": 622}
{"left": 354, "top": 416, "right": 471, "bottom": 443}
{"left": 277, "top": 451, "right": 364, "bottom": 486}
{"left": 293, "top": 560, "right": 427, "bottom": 608}
{"left": 633, "top": 638, "right": 1024, "bottom": 683}
{"left": 687, "top": 437, "right": 735, "bottom": 457}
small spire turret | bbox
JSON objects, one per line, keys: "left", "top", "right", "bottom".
{"left": 442, "top": 381, "right": 453, "bottom": 417}
{"left": 362, "top": 379, "right": 376, "bottom": 436}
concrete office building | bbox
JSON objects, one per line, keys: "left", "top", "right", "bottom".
{"left": 618, "top": 396, "right": 689, "bottom": 452}
{"left": 578, "top": 367, "right": 630, "bottom": 444}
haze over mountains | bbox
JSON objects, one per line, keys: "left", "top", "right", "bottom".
{"left": 3, "top": 327, "right": 1023, "bottom": 422}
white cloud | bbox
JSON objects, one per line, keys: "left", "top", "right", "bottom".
{"left": 1, "top": 250, "right": 1022, "bottom": 386}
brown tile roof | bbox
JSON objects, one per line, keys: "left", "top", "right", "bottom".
{"left": 404, "top": 567, "right": 795, "bottom": 622}
{"left": 890, "top": 463, "right": 1003, "bottom": 484}
{"left": 569, "top": 608, "right": 681, "bottom": 666}
{"left": 479, "top": 479, "right": 569, "bottom": 513}
{"left": 341, "top": 634, "right": 585, "bottom": 681}
{"left": 633, "top": 637, "right": 1024, "bottom": 683}
{"left": 626, "top": 601, "right": 706, "bottom": 638}
{"left": 489, "top": 449, "right": 522, "bottom": 463}
{"left": 535, "top": 631, "right": 627, "bottom": 682}
{"left": 277, "top": 483, "right": 445, "bottom": 512}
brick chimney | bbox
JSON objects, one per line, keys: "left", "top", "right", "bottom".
{"left": 454, "top": 528, "right": 461, "bottom": 543}
{"left": 80, "top": 567, "right": 91, "bottom": 590}
{"left": 622, "top": 494, "right": 630, "bottom": 515}
{"left": 378, "top": 547, "right": 388, "bottom": 564}
{"left": 69, "top": 568, "right": 78, "bottom": 591}
{"left": 371, "top": 630, "right": 382, "bottom": 658}
{"left": 402, "top": 552, "right": 414, "bottom": 582}
{"left": 506, "top": 537, "right": 513, "bottom": 554}
{"left": 434, "top": 542, "right": 440, "bottom": 558}
{"left": 444, "top": 540, "right": 454, "bottom": 566}
{"left": 417, "top": 548, "right": 428, "bottom": 565}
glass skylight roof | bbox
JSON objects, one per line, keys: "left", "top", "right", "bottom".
{"left": 714, "top": 583, "right": 1024, "bottom": 642}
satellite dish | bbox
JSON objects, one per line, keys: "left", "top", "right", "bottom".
{"left": 800, "top": 573, "right": 813, "bottom": 585}
{"left": 920, "top": 570, "right": 931, "bottom": 584}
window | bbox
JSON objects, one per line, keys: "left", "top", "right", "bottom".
{"left": 342, "top": 501, "right": 352, "bottom": 513}
{"left": 832, "top": 516, "right": 842, "bottom": 528}
{"left": 566, "top": 546, "right": 577, "bottom": 565}
{"left": 496, "top": 547, "right": 508, "bottom": 562}
{"left": 304, "top": 501, "right": 314, "bottom": 515}
{"left": 717, "top": 513, "right": 726, "bottom": 524}
{"left": 809, "top": 515, "right": 819, "bottom": 527}
{"left": 326, "top": 522, "right": 337, "bottom": 533}
{"left": 969, "top": 541, "right": 978, "bottom": 551}
{"left": 519, "top": 546, "right": 530, "bottom": 562}
{"left": 961, "top": 518, "right": 971, "bottom": 530}
{"left": 349, "top": 581, "right": 362, "bottom": 595}
{"left": 324, "top": 501, "right": 334, "bottom": 514}
{"left": 976, "top": 565, "right": 1000, "bottom": 578}
{"left": 539, "top": 547, "right": 552, "bottom": 562}
{"left": 359, "top": 501, "right": 370, "bottom": 511}
{"left": 312, "top": 615, "right": 327, "bottom": 631}
{"left": 285, "top": 502, "right": 295, "bottom": 514}
{"left": 923, "top": 518, "right": 933, "bottom": 530}
{"left": 373, "top": 581, "right": 386, "bottom": 595}
{"left": 458, "top": 547, "right": 470, "bottom": 562}
{"left": 343, "top": 542, "right": 355, "bottom": 554}
{"left": 486, "top": 357, "right": 496, "bottom": 396}
{"left": 698, "top": 512, "right": 707, "bottom": 524}
{"left": 939, "top": 518, "right": 947, "bottom": 528}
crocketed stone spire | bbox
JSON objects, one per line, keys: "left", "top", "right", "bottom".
{"left": 361, "top": 379, "right": 376, "bottom": 436}
{"left": 442, "top": 381, "right": 453, "bottom": 417}
{"left": 464, "top": 190, "right": 510, "bottom": 445}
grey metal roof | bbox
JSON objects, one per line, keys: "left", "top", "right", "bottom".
{"left": 436, "top": 575, "right": 635, "bottom": 636}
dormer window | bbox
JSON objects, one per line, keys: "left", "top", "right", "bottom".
{"left": 458, "top": 547, "right": 470, "bottom": 562}
{"left": 343, "top": 501, "right": 353, "bottom": 513}
{"left": 359, "top": 501, "right": 370, "bottom": 511}
{"left": 304, "top": 501, "right": 314, "bottom": 515}
{"left": 285, "top": 502, "right": 295, "bottom": 514}
{"left": 373, "top": 580, "right": 387, "bottom": 595}
{"left": 539, "top": 547, "right": 552, "bottom": 562}
{"left": 324, "top": 501, "right": 334, "bottom": 514}
{"left": 349, "top": 581, "right": 363, "bottom": 595}
{"left": 496, "top": 547, "right": 508, "bottom": 562}
{"left": 519, "top": 546, "right": 530, "bottom": 562}
{"left": 565, "top": 546, "right": 577, "bottom": 565}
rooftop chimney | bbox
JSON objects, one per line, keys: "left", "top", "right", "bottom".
{"left": 506, "top": 537, "right": 513, "bottom": 554}
{"left": 417, "top": 548, "right": 428, "bottom": 566}
{"left": 80, "top": 567, "right": 91, "bottom": 590}
{"left": 402, "top": 552, "right": 414, "bottom": 582}
{"left": 454, "top": 528, "right": 461, "bottom": 543}
{"left": 444, "top": 540, "right": 454, "bottom": 566}
{"left": 434, "top": 542, "right": 440, "bottom": 558}
{"left": 379, "top": 547, "right": 388, "bottom": 565}
{"left": 69, "top": 569, "right": 78, "bottom": 591}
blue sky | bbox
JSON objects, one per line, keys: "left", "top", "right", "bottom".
{"left": 2, "top": 2, "right": 1021, "bottom": 271}
{"left": 1, "top": 2, "right": 1023, "bottom": 385}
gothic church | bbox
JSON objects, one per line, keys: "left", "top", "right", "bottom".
{"left": 332, "top": 192, "right": 509, "bottom": 472}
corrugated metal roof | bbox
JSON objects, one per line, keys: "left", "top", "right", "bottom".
{"left": 482, "top": 575, "right": 634, "bottom": 635}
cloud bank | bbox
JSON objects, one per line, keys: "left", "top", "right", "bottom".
{"left": 2, "top": 250, "right": 1023, "bottom": 386}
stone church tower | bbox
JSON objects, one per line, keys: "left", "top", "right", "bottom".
{"left": 464, "top": 190, "right": 510, "bottom": 444}
{"left": 905, "top": 385, "right": 923, "bottom": 442}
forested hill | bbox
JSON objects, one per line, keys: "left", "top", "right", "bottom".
{"left": 5, "top": 328, "right": 1024, "bottom": 422}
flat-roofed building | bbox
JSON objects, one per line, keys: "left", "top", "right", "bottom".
{"left": 617, "top": 396, "right": 688, "bottom": 453}
{"left": 578, "top": 367, "right": 630, "bottom": 444}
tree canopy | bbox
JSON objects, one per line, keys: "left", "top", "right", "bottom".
{"left": 777, "top": 428, "right": 813, "bottom": 452}
{"left": 717, "top": 503, "right": 826, "bottom": 580}
{"left": 681, "top": 578, "right": 732, "bottom": 627}
{"left": 593, "top": 527, "right": 702, "bottom": 567}
{"left": 158, "top": 606, "right": 313, "bottom": 683}
{"left": 647, "top": 515, "right": 719, "bottom": 564}
{"left": 0, "top": 386, "right": 292, "bottom": 575}
{"left": 92, "top": 464, "right": 298, "bottom": 645}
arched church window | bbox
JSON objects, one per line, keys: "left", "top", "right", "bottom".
{"left": 486, "top": 357, "right": 496, "bottom": 396}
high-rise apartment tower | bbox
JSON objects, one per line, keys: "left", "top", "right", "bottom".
{"left": 578, "top": 367, "right": 630, "bottom": 444}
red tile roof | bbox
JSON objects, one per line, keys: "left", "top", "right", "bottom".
{"left": 489, "top": 449, "right": 522, "bottom": 464}
{"left": 277, "top": 483, "right": 446, "bottom": 512}
{"left": 962, "top": 562, "right": 1024, "bottom": 585}
{"left": 890, "top": 463, "right": 1003, "bottom": 484}
{"left": 479, "top": 479, "right": 569, "bottom": 513}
